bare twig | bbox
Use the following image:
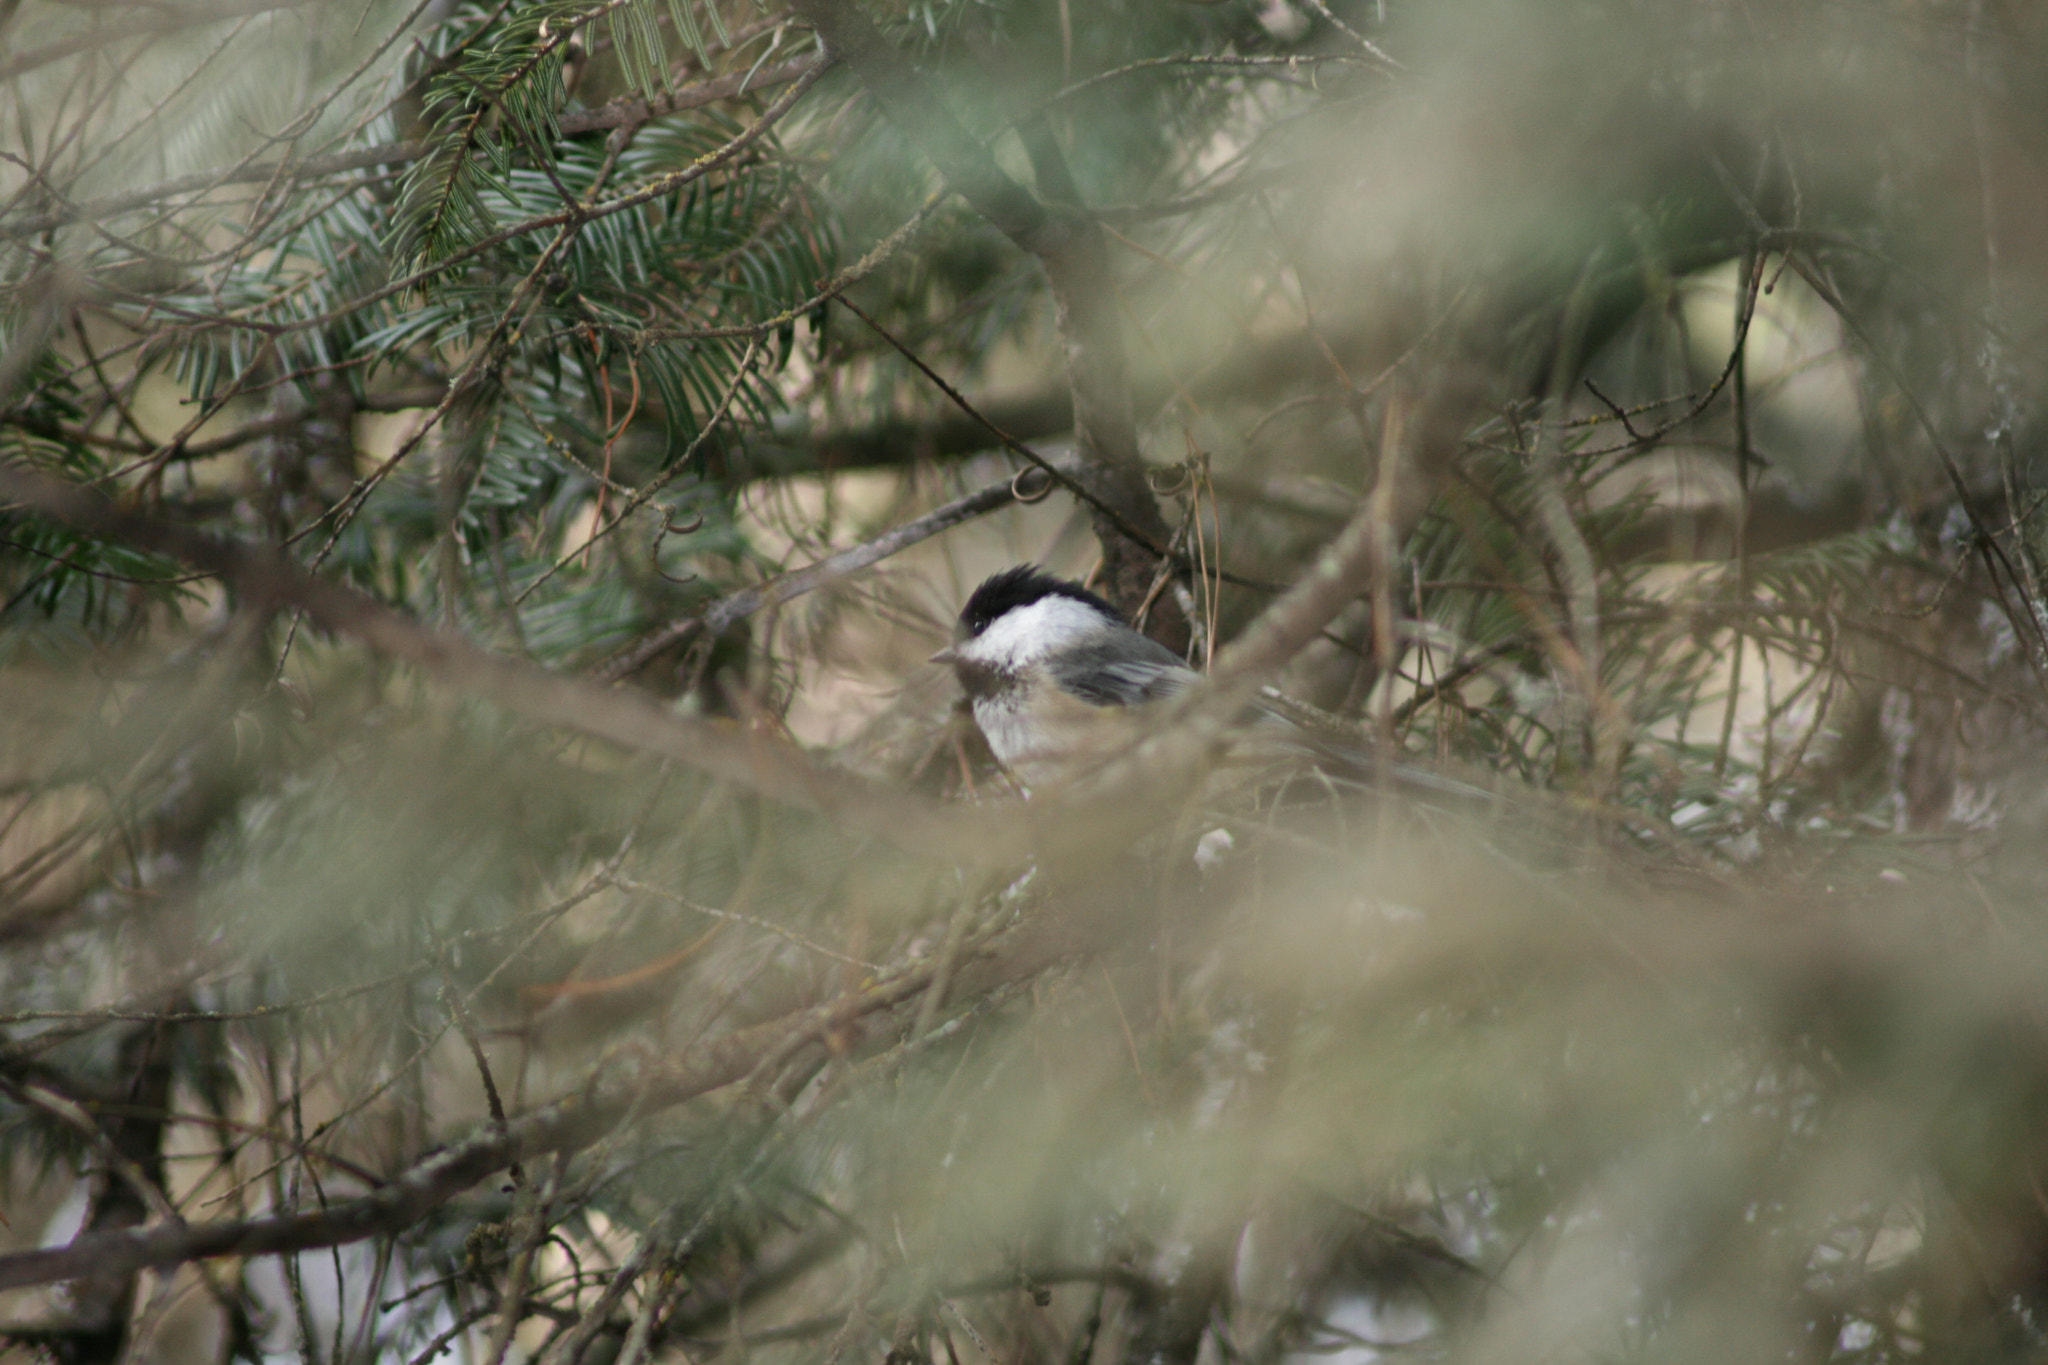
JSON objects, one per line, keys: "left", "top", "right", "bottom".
{"left": 598, "top": 468, "right": 1027, "bottom": 682}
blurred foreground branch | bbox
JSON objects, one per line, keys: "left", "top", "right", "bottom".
{"left": 0, "top": 936, "right": 980, "bottom": 1293}
{"left": 0, "top": 456, "right": 997, "bottom": 858}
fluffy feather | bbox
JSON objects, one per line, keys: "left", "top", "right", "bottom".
{"left": 934, "top": 566, "right": 1205, "bottom": 785}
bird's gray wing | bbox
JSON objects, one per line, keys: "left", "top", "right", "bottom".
{"left": 1048, "top": 636, "right": 1199, "bottom": 707}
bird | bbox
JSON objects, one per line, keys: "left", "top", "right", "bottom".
{"left": 929, "top": 565, "right": 1203, "bottom": 788}
{"left": 930, "top": 563, "right": 1455, "bottom": 799}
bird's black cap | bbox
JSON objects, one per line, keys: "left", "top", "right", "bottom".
{"left": 958, "top": 565, "right": 1124, "bottom": 638}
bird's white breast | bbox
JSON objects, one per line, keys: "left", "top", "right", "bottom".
{"left": 970, "top": 674, "right": 1150, "bottom": 788}
{"left": 969, "top": 692, "right": 1044, "bottom": 776}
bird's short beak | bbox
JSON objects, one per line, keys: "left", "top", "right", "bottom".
{"left": 929, "top": 645, "right": 958, "bottom": 666}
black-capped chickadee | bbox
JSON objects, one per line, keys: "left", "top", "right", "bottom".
{"left": 930, "top": 565, "right": 1201, "bottom": 787}
{"left": 931, "top": 564, "right": 1416, "bottom": 794}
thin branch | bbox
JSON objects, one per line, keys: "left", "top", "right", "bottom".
{"left": 598, "top": 467, "right": 1026, "bottom": 682}
{"left": 1212, "top": 387, "right": 1450, "bottom": 687}
{"left": 1293, "top": 0, "right": 1403, "bottom": 70}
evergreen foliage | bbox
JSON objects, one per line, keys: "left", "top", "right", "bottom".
{"left": 2, "top": 2, "right": 2048, "bottom": 1363}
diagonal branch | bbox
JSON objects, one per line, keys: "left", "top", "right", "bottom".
{"left": 0, "top": 456, "right": 1014, "bottom": 862}
{"left": 599, "top": 466, "right": 1028, "bottom": 682}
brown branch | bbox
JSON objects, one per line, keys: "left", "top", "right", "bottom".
{"left": 0, "top": 1090, "right": 516, "bottom": 1295}
{"left": 1210, "top": 468, "right": 1395, "bottom": 689}
{"left": 600, "top": 467, "right": 1027, "bottom": 682}
{"left": 1030, "top": 53, "right": 1378, "bottom": 113}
